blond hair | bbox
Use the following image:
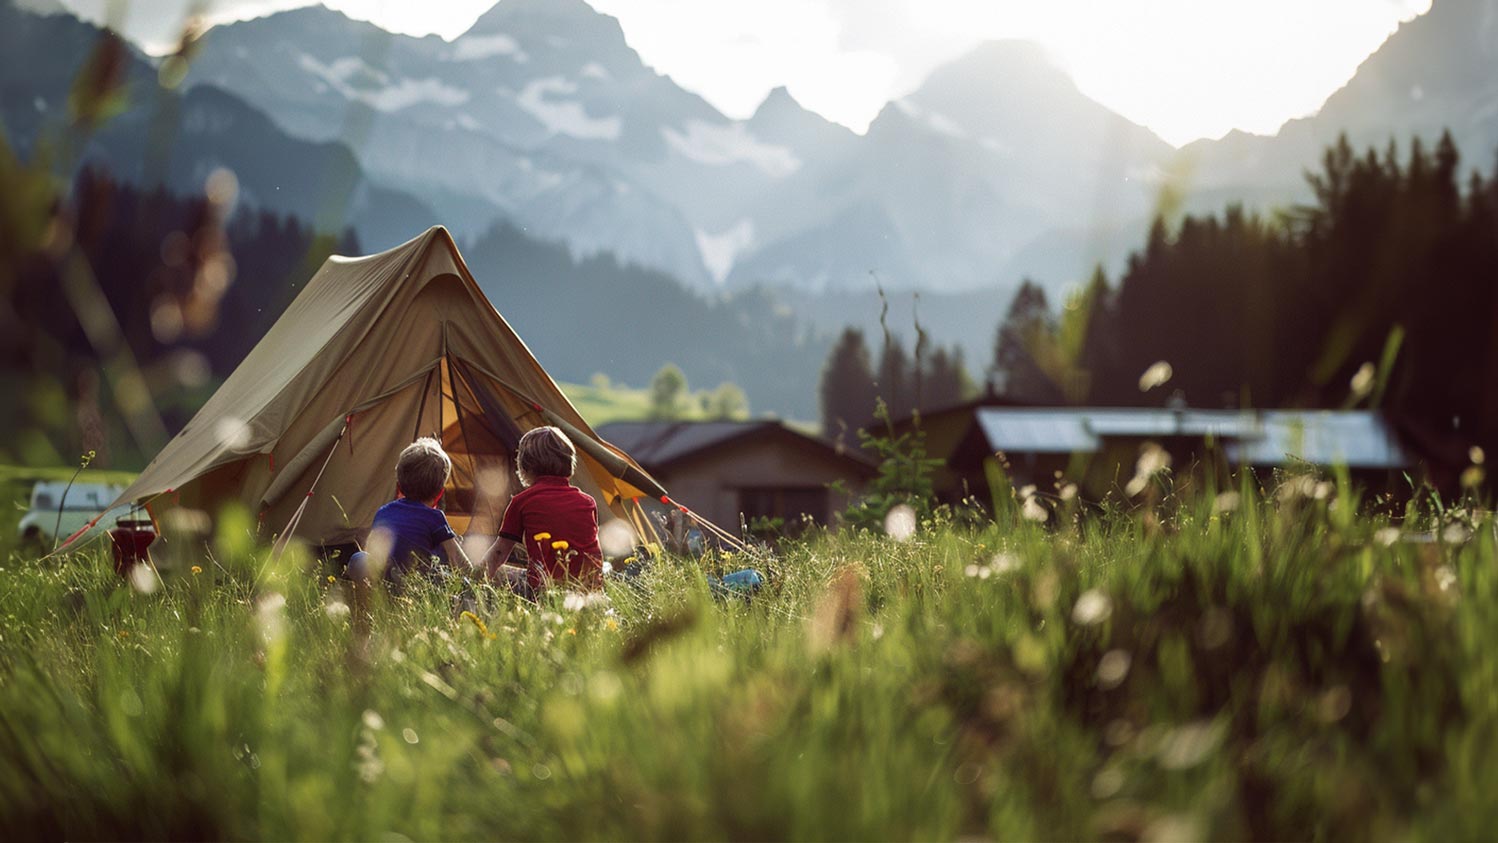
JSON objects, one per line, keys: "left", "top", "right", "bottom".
{"left": 396, "top": 437, "right": 451, "bottom": 502}
{"left": 517, "top": 426, "right": 576, "bottom": 486}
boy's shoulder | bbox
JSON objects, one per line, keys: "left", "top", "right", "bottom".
{"left": 375, "top": 497, "right": 448, "bottom": 524}
{"left": 513, "top": 477, "right": 594, "bottom": 506}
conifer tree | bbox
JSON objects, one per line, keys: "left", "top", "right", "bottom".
{"left": 818, "top": 328, "right": 878, "bottom": 440}
{"left": 991, "top": 280, "right": 1060, "bottom": 403}
{"left": 877, "top": 336, "right": 914, "bottom": 420}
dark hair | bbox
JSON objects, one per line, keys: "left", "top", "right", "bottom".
{"left": 517, "top": 426, "right": 576, "bottom": 484}
{"left": 396, "top": 437, "right": 451, "bottom": 502}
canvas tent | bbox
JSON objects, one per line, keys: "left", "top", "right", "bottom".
{"left": 69, "top": 227, "right": 689, "bottom": 553}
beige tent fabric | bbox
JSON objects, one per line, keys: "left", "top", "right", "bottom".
{"left": 105, "top": 227, "right": 661, "bottom": 548}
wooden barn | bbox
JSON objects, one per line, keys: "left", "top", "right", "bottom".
{"left": 596, "top": 421, "right": 876, "bottom": 532}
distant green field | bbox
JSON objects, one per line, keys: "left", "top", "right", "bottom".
{"left": 559, "top": 379, "right": 735, "bottom": 425}
{"left": 559, "top": 379, "right": 814, "bottom": 431}
{"left": 558, "top": 380, "right": 660, "bottom": 426}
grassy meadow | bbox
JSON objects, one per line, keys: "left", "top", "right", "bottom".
{"left": 1, "top": 477, "right": 1496, "bottom": 840}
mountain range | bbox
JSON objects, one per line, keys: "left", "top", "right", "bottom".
{"left": 173, "top": 0, "right": 1498, "bottom": 296}
{"left": 168, "top": 0, "right": 1175, "bottom": 293}
{"left": 6, "top": 0, "right": 1498, "bottom": 416}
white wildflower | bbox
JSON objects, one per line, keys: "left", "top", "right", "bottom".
{"left": 1349, "top": 362, "right": 1375, "bottom": 398}
{"left": 1072, "top": 589, "right": 1113, "bottom": 626}
{"left": 1021, "top": 494, "right": 1049, "bottom": 523}
{"left": 1096, "top": 650, "right": 1132, "bottom": 689}
{"left": 884, "top": 504, "right": 917, "bottom": 542}
{"left": 128, "top": 563, "right": 159, "bottom": 595}
{"left": 1138, "top": 361, "right": 1173, "bottom": 392}
{"left": 990, "top": 552, "right": 1020, "bottom": 575}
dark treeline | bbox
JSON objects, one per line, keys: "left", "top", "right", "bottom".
{"left": 819, "top": 326, "right": 973, "bottom": 442}
{"left": 986, "top": 130, "right": 1498, "bottom": 472}
{"left": 3, "top": 168, "right": 354, "bottom": 466}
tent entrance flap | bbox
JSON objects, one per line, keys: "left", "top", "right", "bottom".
{"left": 440, "top": 356, "right": 520, "bottom": 535}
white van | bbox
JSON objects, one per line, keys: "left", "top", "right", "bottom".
{"left": 18, "top": 481, "right": 126, "bottom": 546}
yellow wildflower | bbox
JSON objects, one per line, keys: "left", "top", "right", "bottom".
{"left": 605, "top": 618, "right": 619, "bottom": 631}
{"left": 461, "top": 610, "right": 497, "bottom": 640}
{"left": 533, "top": 532, "right": 552, "bottom": 542}
{"left": 327, "top": 575, "right": 336, "bottom": 583}
{"left": 117, "top": 631, "right": 129, "bottom": 639}
{"left": 191, "top": 565, "right": 203, "bottom": 575}
{"left": 551, "top": 540, "right": 570, "bottom": 551}
{"left": 566, "top": 628, "right": 577, "bottom": 636}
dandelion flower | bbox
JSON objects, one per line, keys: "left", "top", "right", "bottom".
{"left": 605, "top": 618, "right": 618, "bottom": 631}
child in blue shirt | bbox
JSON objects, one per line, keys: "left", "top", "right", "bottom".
{"left": 347, "top": 437, "right": 473, "bottom": 586}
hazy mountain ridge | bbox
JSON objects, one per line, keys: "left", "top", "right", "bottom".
{"left": 164, "top": 1, "right": 1184, "bottom": 295}
{"left": 1179, "top": 0, "right": 1498, "bottom": 209}
{"left": 28, "top": 0, "right": 1498, "bottom": 301}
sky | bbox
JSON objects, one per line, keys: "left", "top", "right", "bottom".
{"left": 54, "top": 0, "right": 1434, "bottom": 147}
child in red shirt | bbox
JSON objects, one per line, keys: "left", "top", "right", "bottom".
{"left": 484, "top": 426, "right": 602, "bottom": 596}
